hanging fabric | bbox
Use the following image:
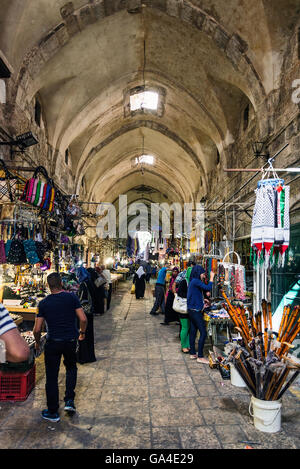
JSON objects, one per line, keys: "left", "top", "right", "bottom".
{"left": 251, "top": 160, "right": 290, "bottom": 269}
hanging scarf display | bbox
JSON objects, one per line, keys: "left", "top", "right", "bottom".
{"left": 251, "top": 176, "right": 290, "bottom": 269}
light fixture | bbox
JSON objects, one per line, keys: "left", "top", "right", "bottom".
{"left": 0, "top": 131, "right": 39, "bottom": 158}
{"left": 130, "top": 90, "right": 159, "bottom": 112}
{"left": 15, "top": 132, "right": 39, "bottom": 149}
{"left": 135, "top": 155, "right": 154, "bottom": 166}
{"left": 252, "top": 141, "right": 269, "bottom": 160}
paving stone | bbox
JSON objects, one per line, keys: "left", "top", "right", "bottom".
{"left": 178, "top": 426, "right": 222, "bottom": 449}
{"left": 151, "top": 427, "right": 182, "bottom": 449}
{"left": 1, "top": 281, "right": 299, "bottom": 449}
{"left": 150, "top": 398, "right": 204, "bottom": 427}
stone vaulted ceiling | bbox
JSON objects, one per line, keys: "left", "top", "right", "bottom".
{"left": 1, "top": 0, "right": 300, "bottom": 209}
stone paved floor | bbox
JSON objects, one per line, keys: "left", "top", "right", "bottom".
{"left": 0, "top": 280, "right": 300, "bottom": 449}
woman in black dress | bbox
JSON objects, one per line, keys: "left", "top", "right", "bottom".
{"left": 87, "top": 267, "right": 106, "bottom": 315}
{"left": 133, "top": 266, "right": 146, "bottom": 299}
{"left": 161, "top": 267, "right": 179, "bottom": 325}
{"left": 76, "top": 267, "right": 96, "bottom": 364}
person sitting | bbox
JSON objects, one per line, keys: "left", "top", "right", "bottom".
{"left": 0, "top": 303, "right": 29, "bottom": 363}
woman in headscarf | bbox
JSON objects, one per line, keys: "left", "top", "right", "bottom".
{"left": 88, "top": 267, "right": 106, "bottom": 315}
{"left": 187, "top": 265, "right": 215, "bottom": 364}
{"left": 175, "top": 270, "right": 190, "bottom": 353}
{"left": 133, "top": 266, "right": 146, "bottom": 299}
{"left": 161, "top": 266, "right": 180, "bottom": 326}
{"left": 149, "top": 266, "right": 167, "bottom": 316}
{"left": 76, "top": 267, "right": 96, "bottom": 364}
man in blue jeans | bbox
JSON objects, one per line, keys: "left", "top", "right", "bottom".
{"left": 187, "top": 266, "right": 215, "bottom": 364}
{"left": 33, "top": 273, "right": 87, "bottom": 423}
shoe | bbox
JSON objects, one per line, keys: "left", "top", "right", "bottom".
{"left": 64, "top": 400, "right": 76, "bottom": 413}
{"left": 160, "top": 322, "right": 169, "bottom": 326}
{"left": 190, "top": 355, "right": 198, "bottom": 360}
{"left": 41, "top": 409, "right": 60, "bottom": 422}
{"left": 150, "top": 312, "right": 159, "bottom": 316}
{"left": 196, "top": 358, "right": 210, "bottom": 365}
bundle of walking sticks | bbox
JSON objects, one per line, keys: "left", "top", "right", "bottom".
{"left": 221, "top": 291, "right": 300, "bottom": 400}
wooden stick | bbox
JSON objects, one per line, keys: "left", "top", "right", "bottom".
{"left": 281, "top": 307, "right": 299, "bottom": 344}
{"left": 271, "top": 367, "right": 289, "bottom": 401}
{"left": 278, "top": 306, "right": 288, "bottom": 341}
{"left": 280, "top": 306, "right": 291, "bottom": 341}
{"left": 267, "top": 303, "right": 273, "bottom": 331}
{"left": 277, "top": 371, "right": 300, "bottom": 400}
{"left": 262, "top": 300, "right": 269, "bottom": 356}
{"left": 235, "top": 351, "right": 256, "bottom": 394}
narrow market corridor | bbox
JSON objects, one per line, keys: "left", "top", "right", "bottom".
{"left": 0, "top": 281, "right": 299, "bottom": 450}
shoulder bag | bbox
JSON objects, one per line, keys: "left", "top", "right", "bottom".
{"left": 173, "top": 294, "right": 188, "bottom": 314}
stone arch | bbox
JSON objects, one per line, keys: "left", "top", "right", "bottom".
{"left": 14, "top": 0, "right": 266, "bottom": 113}
{"left": 75, "top": 120, "right": 208, "bottom": 194}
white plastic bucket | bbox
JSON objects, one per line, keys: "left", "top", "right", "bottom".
{"left": 230, "top": 364, "right": 247, "bottom": 388}
{"left": 249, "top": 396, "right": 282, "bottom": 433}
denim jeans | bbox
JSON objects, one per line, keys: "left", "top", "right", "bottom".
{"left": 188, "top": 309, "right": 207, "bottom": 358}
{"left": 44, "top": 340, "right": 77, "bottom": 414}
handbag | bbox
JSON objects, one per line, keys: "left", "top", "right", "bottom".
{"left": 94, "top": 274, "right": 106, "bottom": 288}
{"left": 173, "top": 294, "right": 188, "bottom": 314}
{"left": 20, "top": 166, "right": 56, "bottom": 212}
{"left": 131, "top": 284, "right": 135, "bottom": 294}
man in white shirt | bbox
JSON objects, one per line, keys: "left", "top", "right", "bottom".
{"left": 0, "top": 303, "right": 30, "bottom": 362}
{"left": 100, "top": 265, "right": 112, "bottom": 310}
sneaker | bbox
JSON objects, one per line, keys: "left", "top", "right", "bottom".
{"left": 41, "top": 409, "right": 60, "bottom": 422}
{"left": 64, "top": 400, "right": 76, "bottom": 413}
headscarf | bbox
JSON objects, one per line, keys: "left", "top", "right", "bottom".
{"left": 87, "top": 268, "right": 99, "bottom": 282}
{"left": 156, "top": 267, "right": 167, "bottom": 284}
{"left": 77, "top": 266, "right": 90, "bottom": 284}
{"left": 189, "top": 265, "right": 205, "bottom": 281}
{"left": 175, "top": 269, "right": 187, "bottom": 284}
{"left": 136, "top": 266, "right": 145, "bottom": 278}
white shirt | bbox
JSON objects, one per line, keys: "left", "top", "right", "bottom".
{"left": 102, "top": 269, "right": 112, "bottom": 284}
{"left": 0, "top": 304, "right": 17, "bottom": 338}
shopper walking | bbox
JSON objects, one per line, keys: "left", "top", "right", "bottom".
{"left": 33, "top": 273, "right": 87, "bottom": 422}
{"left": 77, "top": 267, "right": 97, "bottom": 364}
{"left": 149, "top": 266, "right": 167, "bottom": 316}
{"left": 187, "top": 266, "right": 215, "bottom": 364}
{"left": 145, "top": 263, "right": 152, "bottom": 283}
{"left": 161, "top": 266, "right": 179, "bottom": 325}
{"left": 100, "top": 265, "right": 112, "bottom": 310}
{"left": 88, "top": 267, "right": 106, "bottom": 315}
{"left": 133, "top": 266, "right": 146, "bottom": 299}
{"left": 175, "top": 271, "right": 190, "bottom": 353}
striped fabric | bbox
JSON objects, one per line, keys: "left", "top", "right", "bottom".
{"left": 0, "top": 304, "right": 17, "bottom": 337}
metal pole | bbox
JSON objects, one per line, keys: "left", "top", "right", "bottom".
{"left": 214, "top": 144, "right": 289, "bottom": 214}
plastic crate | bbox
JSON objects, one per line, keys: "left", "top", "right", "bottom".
{"left": 0, "top": 364, "right": 36, "bottom": 401}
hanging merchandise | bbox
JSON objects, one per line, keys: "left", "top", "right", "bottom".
{"left": 0, "top": 159, "right": 23, "bottom": 203}
{"left": 218, "top": 251, "right": 246, "bottom": 300}
{"left": 66, "top": 195, "right": 82, "bottom": 218}
{"left": 19, "top": 166, "right": 56, "bottom": 213}
{"left": 251, "top": 162, "right": 290, "bottom": 269}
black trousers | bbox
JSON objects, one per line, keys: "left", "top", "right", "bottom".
{"left": 106, "top": 284, "right": 112, "bottom": 310}
{"left": 44, "top": 340, "right": 77, "bottom": 414}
